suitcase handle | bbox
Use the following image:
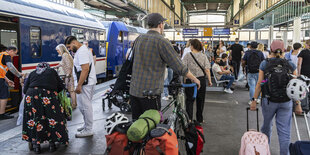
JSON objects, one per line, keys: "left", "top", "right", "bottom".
{"left": 246, "top": 107, "right": 259, "bottom": 132}
{"left": 293, "top": 112, "right": 310, "bottom": 141}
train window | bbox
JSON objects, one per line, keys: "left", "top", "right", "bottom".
{"left": 71, "top": 28, "right": 84, "bottom": 42}
{"left": 30, "top": 27, "right": 42, "bottom": 58}
{"left": 118, "top": 31, "right": 123, "bottom": 43}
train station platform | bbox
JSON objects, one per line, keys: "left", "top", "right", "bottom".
{"left": 0, "top": 80, "right": 309, "bottom": 155}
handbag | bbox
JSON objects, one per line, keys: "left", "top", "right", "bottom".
{"left": 58, "top": 90, "right": 72, "bottom": 121}
{"left": 190, "top": 52, "right": 206, "bottom": 77}
{"left": 74, "top": 63, "right": 92, "bottom": 85}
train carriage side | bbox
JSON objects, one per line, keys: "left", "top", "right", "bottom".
{"left": 0, "top": 0, "right": 106, "bottom": 112}
{"left": 105, "top": 22, "right": 129, "bottom": 77}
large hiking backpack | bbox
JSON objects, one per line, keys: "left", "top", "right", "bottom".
{"left": 262, "top": 58, "right": 293, "bottom": 103}
{"left": 184, "top": 121, "right": 205, "bottom": 155}
{"left": 105, "top": 122, "right": 133, "bottom": 155}
{"left": 144, "top": 124, "right": 179, "bottom": 155}
{"left": 247, "top": 51, "right": 263, "bottom": 73}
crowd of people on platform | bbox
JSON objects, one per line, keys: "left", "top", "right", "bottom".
{"left": 0, "top": 12, "right": 310, "bottom": 155}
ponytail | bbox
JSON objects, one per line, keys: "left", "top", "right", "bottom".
{"left": 272, "top": 49, "right": 283, "bottom": 58}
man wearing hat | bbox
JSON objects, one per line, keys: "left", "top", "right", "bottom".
{"left": 242, "top": 41, "right": 265, "bottom": 105}
{"left": 129, "top": 13, "right": 201, "bottom": 120}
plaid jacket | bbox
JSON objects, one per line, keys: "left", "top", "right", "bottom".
{"left": 129, "top": 30, "right": 188, "bottom": 98}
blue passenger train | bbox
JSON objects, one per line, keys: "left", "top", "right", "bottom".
{"left": 0, "top": 0, "right": 147, "bottom": 111}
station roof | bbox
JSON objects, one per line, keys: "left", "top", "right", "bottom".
{"left": 183, "top": 0, "right": 231, "bottom": 14}
{"left": 0, "top": 0, "right": 104, "bottom": 30}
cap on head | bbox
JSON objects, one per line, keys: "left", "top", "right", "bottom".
{"left": 147, "top": 13, "right": 167, "bottom": 28}
{"left": 270, "top": 40, "right": 285, "bottom": 52}
{"left": 250, "top": 42, "right": 258, "bottom": 49}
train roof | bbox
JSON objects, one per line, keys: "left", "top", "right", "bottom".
{"left": 0, "top": 0, "right": 104, "bottom": 30}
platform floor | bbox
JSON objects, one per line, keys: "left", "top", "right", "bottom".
{"left": 0, "top": 80, "right": 309, "bottom": 155}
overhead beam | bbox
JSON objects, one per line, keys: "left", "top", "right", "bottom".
{"left": 175, "top": 24, "right": 238, "bottom": 28}
{"left": 188, "top": 10, "right": 227, "bottom": 14}
{"left": 183, "top": 0, "right": 231, "bottom": 5}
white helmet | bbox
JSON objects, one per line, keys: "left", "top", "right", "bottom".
{"left": 105, "top": 112, "right": 129, "bottom": 134}
{"left": 286, "top": 79, "right": 309, "bottom": 101}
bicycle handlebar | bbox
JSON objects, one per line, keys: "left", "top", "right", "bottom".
{"left": 164, "top": 83, "right": 197, "bottom": 99}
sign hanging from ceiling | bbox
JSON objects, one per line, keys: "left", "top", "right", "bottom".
{"left": 213, "top": 28, "right": 230, "bottom": 35}
{"left": 203, "top": 28, "right": 212, "bottom": 37}
{"left": 183, "top": 29, "right": 198, "bottom": 35}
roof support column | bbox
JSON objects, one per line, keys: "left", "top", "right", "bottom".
{"left": 293, "top": 17, "right": 301, "bottom": 44}
{"left": 74, "top": 0, "right": 84, "bottom": 10}
{"left": 268, "top": 12, "right": 274, "bottom": 47}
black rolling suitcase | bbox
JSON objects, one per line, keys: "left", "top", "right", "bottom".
{"left": 289, "top": 112, "right": 310, "bottom": 155}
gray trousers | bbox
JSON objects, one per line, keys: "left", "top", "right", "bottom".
{"left": 76, "top": 85, "right": 95, "bottom": 131}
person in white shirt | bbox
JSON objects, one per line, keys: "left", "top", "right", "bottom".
{"left": 285, "top": 43, "right": 301, "bottom": 67}
{"left": 65, "top": 36, "right": 97, "bottom": 138}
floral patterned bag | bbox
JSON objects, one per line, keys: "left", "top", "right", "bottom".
{"left": 58, "top": 90, "right": 72, "bottom": 121}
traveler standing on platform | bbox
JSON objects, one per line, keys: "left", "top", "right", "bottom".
{"left": 230, "top": 38, "right": 244, "bottom": 79}
{"left": 212, "top": 56, "right": 235, "bottom": 93}
{"left": 285, "top": 43, "right": 301, "bottom": 67}
{"left": 0, "top": 45, "right": 23, "bottom": 120}
{"left": 242, "top": 42, "right": 265, "bottom": 105}
{"left": 182, "top": 39, "right": 212, "bottom": 123}
{"left": 55, "top": 44, "right": 77, "bottom": 109}
{"left": 22, "top": 62, "right": 69, "bottom": 153}
{"left": 182, "top": 40, "right": 191, "bottom": 60}
{"left": 250, "top": 40, "right": 302, "bottom": 155}
{"left": 244, "top": 43, "right": 251, "bottom": 53}
{"left": 129, "top": 13, "right": 200, "bottom": 120}
{"left": 219, "top": 40, "right": 227, "bottom": 57}
{"left": 297, "top": 40, "right": 310, "bottom": 77}
{"left": 65, "top": 36, "right": 97, "bottom": 137}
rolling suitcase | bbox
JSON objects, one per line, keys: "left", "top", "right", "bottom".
{"left": 289, "top": 112, "right": 310, "bottom": 155}
{"left": 239, "top": 107, "right": 270, "bottom": 155}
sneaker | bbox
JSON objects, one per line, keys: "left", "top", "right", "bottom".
{"left": 0, "top": 114, "right": 14, "bottom": 120}
{"left": 75, "top": 130, "right": 94, "bottom": 138}
{"left": 77, "top": 127, "right": 84, "bottom": 132}
{"left": 224, "top": 88, "right": 233, "bottom": 94}
{"left": 162, "top": 96, "right": 169, "bottom": 101}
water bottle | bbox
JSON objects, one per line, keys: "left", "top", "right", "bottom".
{"left": 168, "top": 114, "right": 176, "bottom": 131}
{"left": 177, "top": 89, "right": 186, "bottom": 110}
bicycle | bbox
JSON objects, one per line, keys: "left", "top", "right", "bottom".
{"left": 162, "top": 83, "right": 197, "bottom": 154}
{"left": 132, "top": 83, "right": 197, "bottom": 155}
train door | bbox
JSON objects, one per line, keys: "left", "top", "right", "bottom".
{"left": 0, "top": 15, "right": 21, "bottom": 112}
{"left": 115, "top": 31, "right": 124, "bottom": 76}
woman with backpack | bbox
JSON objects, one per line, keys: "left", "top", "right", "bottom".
{"left": 182, "top": 39, "right": 212, "bottom": 123}
{"left": 250, "top": 40, "right": 302, "bottom": 155}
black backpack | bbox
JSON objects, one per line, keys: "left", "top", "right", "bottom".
{"left": 247, "top": 50, "right": 263, "bottom": 73}
{"left": 262, "top": 58, "right": 293, "bottom": 103}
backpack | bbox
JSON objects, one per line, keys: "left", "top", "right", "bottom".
{"left": 144, "top": 124, "right": 179, "bottom": 155}
{"left": 247, "top": 51, "right": 262, "bottom": 73}
{"left": 262, "top": 58, "right": 293, "bottom": 103}
{"left": 105, "top": 123, "right": 133, "bottom": 155}
{"left": 184, "top": 121, "right": 205, "bottom": 155}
